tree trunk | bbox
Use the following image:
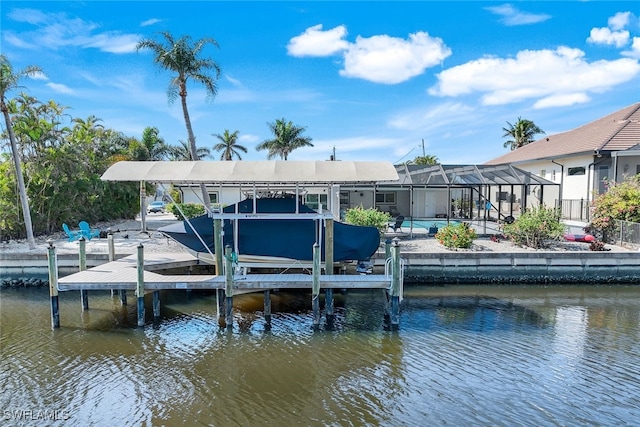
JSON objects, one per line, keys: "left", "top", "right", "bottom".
{"left": 180, "top": 91, "right": 211, "bottom": 210}
{"left": 2, "top": 108, "right": 36, "bottom": 249}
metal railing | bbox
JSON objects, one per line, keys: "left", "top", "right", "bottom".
{"left": 609, "top": 220, "right": 640, "bottom": 249}
{"left": 558, "top": 199, "right": 591, "bottom": 222}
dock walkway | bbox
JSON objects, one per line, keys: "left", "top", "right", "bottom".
{"left": 56, "top": 252, "right": 391, "bottom": 292}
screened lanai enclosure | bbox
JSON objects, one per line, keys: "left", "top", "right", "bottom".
{"left": 339, "top": 164, "right": 559, "bottom": 234}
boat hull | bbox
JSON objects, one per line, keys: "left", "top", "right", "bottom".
{"left": 158, "top": 198, "right": 381, "bottom": 262}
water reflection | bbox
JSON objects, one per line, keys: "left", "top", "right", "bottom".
{"left": 2, "top": 285, "right": 640, "bottom": 425}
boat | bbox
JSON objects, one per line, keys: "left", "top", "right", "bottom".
{"left": 158, "top": 197, "right": 381, "bottom": 263}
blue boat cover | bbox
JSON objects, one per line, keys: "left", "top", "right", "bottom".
{"left": 158, "top": 198, "right": 380, "bottom": 262}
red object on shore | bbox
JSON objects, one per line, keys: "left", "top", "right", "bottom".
{"left": 563, "top": 233, "right": 596, "bottom": 243}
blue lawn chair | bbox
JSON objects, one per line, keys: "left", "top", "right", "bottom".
{"left": 79, "top": 221, "right": 100, "bottom": 240}
{"left": 62, "top": 223, "right": 82, "bottom": 241}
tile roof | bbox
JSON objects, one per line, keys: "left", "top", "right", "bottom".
{"left": 485, "top": 102, "right": 640, "bottom": 165}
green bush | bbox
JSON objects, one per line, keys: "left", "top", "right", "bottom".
{"left": 435, "top": 222, "right": 477, "bottom": 249}
{"left": 588, "top": 175, "right": 640, "bottom": 242}
{"left": 168, "top": 202, "right": 206, "bottom": 220}
{"left": 344, "top": 206, "right": 391, "bottom": 235}
{"left": 501, "top": 205, "right": 564, "bottom": 248}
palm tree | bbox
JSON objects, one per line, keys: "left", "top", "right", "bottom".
{"left": 409, "top": 155, "right": 439, "bottom": 165}
{"left": 136, "top": 32, "right": 221, "bottom": 209}
{"left": 0, "top": 54, "right": 41, "bottom": 249}
{"left": 169, "top": 140, "right": 211, "bottom": 161}
{"left": 139, "top": 126, "right": 171, "bottom": 161}
{"left": 213, "top": 129, "right": 247, "bottom": 160}
{"left": 502, "top": 117, "right": 545, "bottom": 151}
{"left": 256, "top": 118, "right": 313, "bottom": 160}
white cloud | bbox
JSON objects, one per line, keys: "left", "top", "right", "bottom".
{"left": 141, "top": 18, "right": 161, "bottom": 27}
{"left": 485, "top": 4, "right": 551, "bottom": 26}
{"left": 340, "top": 32, "right": 451, "bottom": 84}
{"left": 31, "top": 71, "right": 48, "bottom": 81}
{"left": 239, "top": 134, "right": 260, "bottom": 144}
{"left": 289, "top": 26, "right": 451, "bottom": 84}
{"left": 5, "top": 8, "right": 141, "bottom": 54}
{"left": 46, "top": 82, "right": 75, "bottom": 95}
{"left": 287, "top": 24, "right": 349, "bottom": 57}
{"left": 388, "top": 102, "right": 474, "bottom": 131}
{"left": 587, "top": 27, "right": 630, "bottom": 48}
{"left": 608, "top": 11, "right": 631, "bottom": 31}
{"left": 622, "top": 37, "right": 640, "bottom": 59}
{"left": 533, "top": 93, "right": 591, "bottom": 109}
{"left": 429, "top": 47, "right": 640, "bottom": 108}
{"left": 84, "top": 33, "right": 140, "bottom": 53}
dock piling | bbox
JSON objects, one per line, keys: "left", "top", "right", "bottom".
{"left": 264, "top": 290, "right": 272, "bottom": 328}
{"left": 153, "top": 290, "right": 160, "bottom": 319}
{"left": 312, "top": 243, "right": 321, "bottom": 329}
{"left": 79, "top": 237, "right": 88, "bottom": 311}
{"left": 224, "top": 245, "right": 234, "bottom": 328}
{"left": 47, "top": 240, "right": 60, "bottom": 329}
{"left": 389, "top": 239, "right": 401, "bottom": 330}
{"left": 107, "top": 229, "right": 116, "bottom": 297}
{"left": 136, "top": 244, "right": 145, "bottom": 327}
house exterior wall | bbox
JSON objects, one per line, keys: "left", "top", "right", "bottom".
{"left": 511, "top": 154, "right": 599, "bottom": 202}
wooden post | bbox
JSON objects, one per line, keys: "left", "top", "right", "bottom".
{"left": 264, "top": 290, "right": 272, "bottom": 329}
{"left": 136, "top": 244, "right": 145, "bottom": 327}
{"left": 47, "top": 240, "right": 60, "bottom": 329}
{"left": 312, "top": 243, "right": 321, "bottom": 329}
{"left": 108, "top": 230, "right": 116, "bottom": 297}
{"left": 217, "top": 289, "right": 225, "bottom": 324}
{"left": 389, "top": 239, "right": 401, "bottom": 330}
{"left": 324, "top": 218, "right": 334, "bottom": 326}
{"left": 79, "top": 237, "right": 88, "bottom": 311}
{"left": 385, "top": 238, "right": 392, "bottom": 260}
{"left": 224, "top": 245, "right": 234, "bottom": 328}
{"left": 153, "top": 291, "right": 160, "bottom": 319}
{"left": 214, "top": 218, "right": 223, "bottom": 275}
{"left": 325, "top": 288, "right": 334, "bottom": 327}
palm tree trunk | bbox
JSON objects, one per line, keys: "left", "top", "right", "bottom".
{"left": 2, "top": 109, "right": 36, "bottom": 249}
{"left": 180, "top": 93, "right": 211, "bottom": 210}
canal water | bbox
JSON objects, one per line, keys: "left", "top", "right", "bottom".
{"left": 2, "top": 284, "right": 640, "bottom": 426}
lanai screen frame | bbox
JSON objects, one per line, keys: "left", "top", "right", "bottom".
{"left": 391, "top": 163, "right": 559, "bottom": 224}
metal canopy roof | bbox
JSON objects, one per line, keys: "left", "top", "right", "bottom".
{"left": 101, "top": 160, "right": 399, "bottom": 184}
{"left": 397, "top": 164, "right": 558, "bottom": 186}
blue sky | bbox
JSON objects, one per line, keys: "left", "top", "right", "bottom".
{"left": 2, "top": 1, "right": 639, "bottom": 164}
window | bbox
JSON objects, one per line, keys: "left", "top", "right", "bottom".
{"left": 375, "top": 192, "right": 396, "bottom": 204}
{"left": 568, "top": 167, "right": 586, "bottom": 176}
{"left": 339, "top": 191, "right": 350, "bottom": 207}
{"left": 551, "top": 170, "right": 556, "bottom": 181}
{"left": 540, "top": 169, "right": 546, "bottom": 178}
{"left": 208, "top": 192, "right": 218, "bottom": 203}
{"left": 305, "top": 194, "right": 328, "bottom": 210}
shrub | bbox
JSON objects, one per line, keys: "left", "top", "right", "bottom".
{"left": 168, "top": 203, "right": 206, "bottom": 220}
{"left": 435, "top": 222, "right": 477, "bottom": 249}
{"left": 501, "top": 205, "right": 564, "bottom": 249}
{"left": 588, "top": 176, "right": 640, "bottom": 242}
{"left": 344, "top": 206, "right": 391, "bottom": 235}
{"left": 589, "top": 240, "right": 610, "bottom": 252}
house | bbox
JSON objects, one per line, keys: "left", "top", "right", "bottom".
{"left": 485, "top": 102, "right": 640, "bottom": 221}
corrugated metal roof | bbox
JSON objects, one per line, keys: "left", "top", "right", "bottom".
{"left": 486, "top": 102, "right": 640, "bottom": 165}
{"left": 101, "top": 160, "right": 399, "bottom": 184}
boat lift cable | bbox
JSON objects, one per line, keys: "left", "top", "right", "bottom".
{"left": 159, "top": 183, "right": 216, "bottom": 262}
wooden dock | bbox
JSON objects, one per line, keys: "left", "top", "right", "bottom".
{"left": 48, "top": 239, "right": 403, "bottom": 330}
{"left": 56, "top": 252, "right": 391, "bottom": 291}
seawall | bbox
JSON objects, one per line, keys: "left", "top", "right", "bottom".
{"left": 400, "top": 252, "right": 640, "bottom": 284}
{"left": 3, "top": 251, "right": 640, "bottom": 286}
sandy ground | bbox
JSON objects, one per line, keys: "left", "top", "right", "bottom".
{"left": 1, "top": 213, "right": 633, "bottom": 256}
